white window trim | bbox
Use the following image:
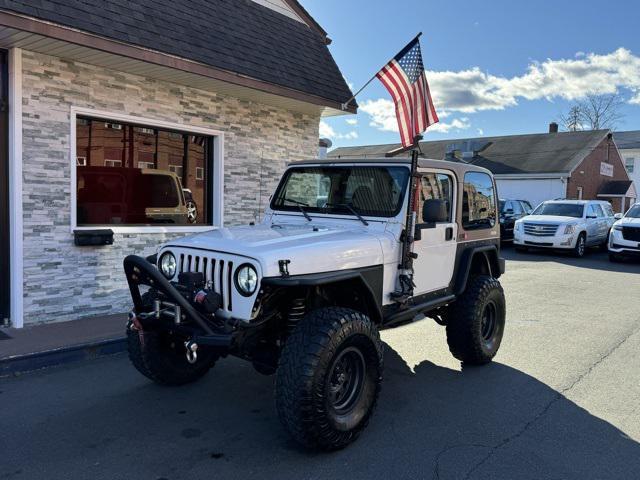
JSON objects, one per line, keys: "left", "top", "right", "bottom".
{"left": 9, "top": 48, "right": 23, "bottom": 327}
{"left": 76, "top": 156, "right": 87, "bottom": 167}
{"left": 196, "top": 167, "right": 205, "bottom": 180}
{"left": 70, "top": 107, "right": 225, "bottom": 234}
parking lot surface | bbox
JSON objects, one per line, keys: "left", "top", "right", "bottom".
{"left": 2, "top": 249, "right": 639, "bottom": 480}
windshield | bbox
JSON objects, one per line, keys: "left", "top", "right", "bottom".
{"left": 271, "top": 166, "right": 410, "bottom": 218}
{"left": 532, "top": 203, "right": 584, "bottom": 218}
{"left": 626, "top": 205, "right": 640, "bottom": 218}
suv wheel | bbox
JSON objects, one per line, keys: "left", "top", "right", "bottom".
{"left": 573, "top": 233, "right": 587, "bottom": 258}
{"left": 446, "top": 276, "right": 506, "bottom": 365}
{"left": 127, "top": 325, "right": 218, "bottom": 385}
{"left": 275, "top": 307, "right": 383, "bottom": 450}
{"left": 186, "top": 200, "right": 198, "bottom": 223}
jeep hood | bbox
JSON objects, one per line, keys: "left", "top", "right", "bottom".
{"left": 163, "top": 224, "right": 386, "bottom": 277}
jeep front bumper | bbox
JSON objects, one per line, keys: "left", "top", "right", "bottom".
{"left": 123, "top": 255, "right": 234, "bottom": 350}
{"left": 513, "top": 231, "right": 578, "bottom": 249}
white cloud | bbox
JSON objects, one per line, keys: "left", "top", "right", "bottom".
{"left": 477, "top": 128, "right": 484, "bottom": 136}
{"left": 424, "top": 48, "right": 640, "bottom": 114}
{"left": 360, "top": 98, "right": 470, "bottom": 134}
{"left": 319, "top": 120, "right": 336, "bottom": 138}
{"left": 345, "top": 118, "right": 358, "bottom": 125}
{"left": 319, "top": 120, "right": 358, "bottom": 140}
{"left": 360, "top": 48, "right": 640, "bottom": 134}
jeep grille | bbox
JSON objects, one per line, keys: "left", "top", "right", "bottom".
{"left": 177, "top": 253, "right": 235, "bottom": 311}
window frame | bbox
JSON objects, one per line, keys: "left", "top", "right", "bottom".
{"left": 462, "top": 171, "right": 497, "bottom": 231}
{"left": 417, "top": 170, "right": 455, "bottom": 223}
{"left": 70, "top": 107, "right": 224, "bottom": 233}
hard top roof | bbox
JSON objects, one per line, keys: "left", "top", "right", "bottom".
{"left": 288, "top": 157, "right": 493, "bottom": 176}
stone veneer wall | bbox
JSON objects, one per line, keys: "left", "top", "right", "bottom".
{"left": 21, "top": 50, "right": 319, "bottom": 324}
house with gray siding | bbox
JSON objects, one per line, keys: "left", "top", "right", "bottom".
{"left": 0, "top": 0, "right": 354, "bottom": 327}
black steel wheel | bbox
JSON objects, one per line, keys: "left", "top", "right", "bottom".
{"left": 275, "top": 307, "right": 383, "bottom": 451}
{"left": 446, "top": 275, "right": 506, "bottom": 365}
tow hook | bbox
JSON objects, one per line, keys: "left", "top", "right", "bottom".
{"left": 185, "top": 340, "right": 199, "bottom": 364}
{"left": 128, "top": 312, "right": 146, "bottom": 347}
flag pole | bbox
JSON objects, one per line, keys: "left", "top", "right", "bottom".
{"left": 341, "top": 32, "right": 423, "bottom": 111}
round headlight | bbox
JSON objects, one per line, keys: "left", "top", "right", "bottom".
{"left": 235, "top": 264, "right": 258, "bottom": 296}
{"left": 159, "top": 252, "right": 177, "bottom": 279}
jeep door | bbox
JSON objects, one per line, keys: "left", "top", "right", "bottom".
{"left": 411, "top": 170, "right": 457, "bottom": 295}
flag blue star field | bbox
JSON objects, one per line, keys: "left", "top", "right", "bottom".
{"left": 376, "top": 37, "right": 439, "bottom": 147}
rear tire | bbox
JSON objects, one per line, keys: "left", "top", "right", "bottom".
{"left": 446, "top": 276, "right": 506, "bottom": 365}
{"left": 275, "top": 307, "right": 383, "bottom": 451}
{"left": 127, "top": 323, "right": 218, "bottom": 386}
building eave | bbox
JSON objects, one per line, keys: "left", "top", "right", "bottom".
{"left": 0, "top": 10, "right": 356, "bottom": 116}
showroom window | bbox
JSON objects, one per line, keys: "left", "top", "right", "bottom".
{"left": 75, "top": 116, "right": 213, "bottom": 226}
{"left": 462, "top": 172, "right": 496, "bottom": 229}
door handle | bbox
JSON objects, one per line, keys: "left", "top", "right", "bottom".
{"left": 445, "top": 227, "right": 454, "bottom": 241}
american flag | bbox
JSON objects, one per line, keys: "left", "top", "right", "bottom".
{"left": 376, "top": 37, "right": 439, "bottom": 147}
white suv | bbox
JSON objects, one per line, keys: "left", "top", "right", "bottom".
{"left": 609, "top": 202, "right": 640, "bottom": 262}
{"left": 514, "top": 200, "right": 616, "bottom": 257}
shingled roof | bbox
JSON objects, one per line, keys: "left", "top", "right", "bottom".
{"left": 613, "top": 130, "right": 640, "bottom": 150}
{"left": 0, "top": 0, "right": 354, "bottom": 108}
{"left": 329, "top": 130, "right": 610, "bottom": 175}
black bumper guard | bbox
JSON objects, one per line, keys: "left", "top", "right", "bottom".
{"left": 123, "top": 255, "right": 233, "bottom": 348}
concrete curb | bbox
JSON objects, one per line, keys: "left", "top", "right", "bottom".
{"left": 0, "top": 337, "right": 126, "bottom": 377}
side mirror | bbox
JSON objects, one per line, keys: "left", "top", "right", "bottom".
{"left": 422, "top": 199, "right": 448, "bottom": 223}
{"left": 614, "top": 213, "right": 623, "bottom": 220}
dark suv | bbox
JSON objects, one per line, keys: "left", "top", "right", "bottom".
{"left": 499, "top": 199, "right": 533, "bottom": 241}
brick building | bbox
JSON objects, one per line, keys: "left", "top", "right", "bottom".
{"left": 329, "top": 125, "right": 636, "bottom": 212}
{"left": 0, "top": 0, "right": 355, "bottom": 327}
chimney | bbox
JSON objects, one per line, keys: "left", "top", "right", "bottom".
{"left": 549, "top": 122, "right": 559, "bottom": 133}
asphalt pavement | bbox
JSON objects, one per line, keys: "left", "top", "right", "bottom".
{"left": 2, "top": 248, "right": 639, "bottom": 480}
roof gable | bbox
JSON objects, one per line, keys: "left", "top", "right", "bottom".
{"left": 0, "top": 0, "right": 352, "bottom": 106}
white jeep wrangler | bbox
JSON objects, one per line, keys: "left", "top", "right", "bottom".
{"left": 124, "top": 157, "right": 506, "bottom": 450}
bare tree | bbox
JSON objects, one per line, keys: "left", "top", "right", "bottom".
{"left": 559, "top": 93, "right": 625, "bottom": 131}
{"left": 560, "top": 105, "right": 583, "bottom": 132}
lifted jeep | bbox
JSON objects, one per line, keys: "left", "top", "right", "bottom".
{"left": 124, "top": 157, "right": 505, "bottom": 450}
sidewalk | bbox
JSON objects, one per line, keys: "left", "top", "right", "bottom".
{"left": 0, "top": 314, "right": 127, "bottom": 376}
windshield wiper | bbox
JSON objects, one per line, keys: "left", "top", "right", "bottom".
{"left": 283, "top": 197, "right": 312, "bottom": 221}
{"left": 324, "top": 203, "right": 369, "bottom": 226}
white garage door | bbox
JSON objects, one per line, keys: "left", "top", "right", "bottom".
{"left": 495, "top": 178, "right": 566, "bottom": 209}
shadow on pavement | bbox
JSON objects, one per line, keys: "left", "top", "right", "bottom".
{"left": 502, "top": 245, "right": 640, "bottom": 273}
{"left": 2, "top": 345, "right": 639, "bottom": 480}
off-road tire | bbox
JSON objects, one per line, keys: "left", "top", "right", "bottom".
{"left": 446, "top": 275, "right": 506, "bottom": 365}
{"left": 275, "top": 307, "right": 383, "bottom": 451}
{"left": 572, "top": 233, "right": 587, "bottom": 258}
{"left": 127, "top": 290, "right": 218, "bottom": 385}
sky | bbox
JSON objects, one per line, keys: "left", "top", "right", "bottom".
{"left": 301, "top": 0, "right": 640, "bottom": 149}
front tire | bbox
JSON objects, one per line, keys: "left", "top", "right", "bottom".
{"left": 127, "top": 323, "right": 218, "bottom": 386}
{"left": 572, "top": 233, "right": 587, "bottom": 258}
{"left": 275, "top": 307, "right": 383, "bottom": 451}
{"left": 446, "top": 276, "right": 506, "bottom": 365}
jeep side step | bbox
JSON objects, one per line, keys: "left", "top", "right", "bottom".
{"left": 383, "top": 294, "right": 455, "bottom": 328}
